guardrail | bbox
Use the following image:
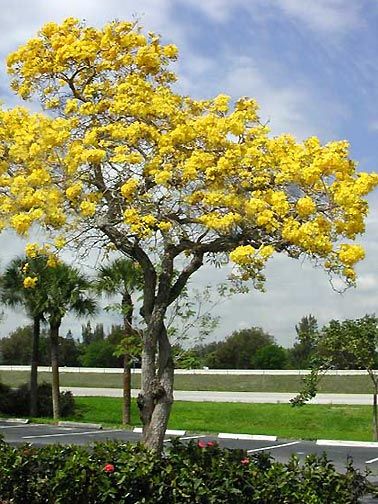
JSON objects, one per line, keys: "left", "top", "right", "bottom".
{"left": 0, "top": 365, "right": 371, "bottom": 375}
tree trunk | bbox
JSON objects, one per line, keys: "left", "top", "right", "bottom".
{"left": 50, "top": 321, "right": 61, "bottom": 420}
{"left": 29, "top": 316, "right": 41, "bottom": 417}
{"left": 138, "top": 312, "right": 174, "bottom": 453}
{"left": 373, "top": 390, "right": 378, "bottom": 441}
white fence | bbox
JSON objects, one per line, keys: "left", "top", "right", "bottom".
{"left": 0, "top": 365, "right": 371, "bottom": 376}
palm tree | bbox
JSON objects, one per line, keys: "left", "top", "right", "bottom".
{"left": 42, "top": 262, "right": 98, "bottom": 419}
{"left": 96, "top": 258, "right": 143, "bottom": 424}
{"left": 0, "top": 256, "right": 47, "bottom": 416}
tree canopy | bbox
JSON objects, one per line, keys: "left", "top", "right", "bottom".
{"left": 0, "top": 18, "right": 376, "bottom": 288}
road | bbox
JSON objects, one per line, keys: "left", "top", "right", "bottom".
{"left": 1, "top": 421, "right": 377, "bottom": 503}
{"left": 62, "top": 387, "right": 374, "bottom": 405}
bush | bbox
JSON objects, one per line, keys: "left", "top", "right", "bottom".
{"left": 0, "top": 382, "right": 75, "bottom": 418}
{"left": 0, "top": 382, "right": 13, "bottom": 413}
{"left": 0, "top": 438, "right": 373, "bottom": 503}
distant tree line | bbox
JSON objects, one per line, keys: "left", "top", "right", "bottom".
{"left": 0, "top": 322, "right": 129, "bottom": 368}
{"left": 175, "top": 313, "right": 377, "bottom": 370}
{"left": 2, "top": 313, "right": 376, "bottom": 371}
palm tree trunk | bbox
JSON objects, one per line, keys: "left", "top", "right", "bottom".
{"left": 122, "top": 291, "right": 133, "bottom": 425}
{"left": 123, "top": 353, "right": 131, "bottom": 424}
{"left": 373, "top": 388, "right": 378, "bottom": 441}
{"left": 30, "top": 315, "right": 41, "bottom": 417}
{"left": 50, "top": 321, "right": 61, "bottom": 420}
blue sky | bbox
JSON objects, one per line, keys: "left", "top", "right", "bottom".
{"left": 0, "top": 0, "right": 377, "bottom": 347}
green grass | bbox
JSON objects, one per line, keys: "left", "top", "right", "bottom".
{"left": 0, "top": 370, "right": 375, "bottom": 393}
{"left": 61, "top": 397, "right": 376, "bottom": 442}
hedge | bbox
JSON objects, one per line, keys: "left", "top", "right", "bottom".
{"left": 0, "top": 438, "right": 374, "bottom": 503}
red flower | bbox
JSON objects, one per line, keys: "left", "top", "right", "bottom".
{"left": 206, "top": 441, "right": 217, "bottom": 447}
{"left": 241, "top": 458, "right": 250, "bottom": 465}
{"left": 104, "top": 463, "right": 115, "bottom": 473}
{"left": 198, "top": 441, "right": 207, "bottom": 448}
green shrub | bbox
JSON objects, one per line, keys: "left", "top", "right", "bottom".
{"left": 0, "top": 382, "right": 75, "bottom": 417}
{"left": 0, "top": 382, "right": 13, "bottom": 413}
{"left": 0, "top": 438, "right": 373, "bottom": 503}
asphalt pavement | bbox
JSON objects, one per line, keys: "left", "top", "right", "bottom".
{"left": 1, "top": 421, "right": 378, "bottom": 474}
{"left": 62, "top": 386, "right": 375, "bottom": 404}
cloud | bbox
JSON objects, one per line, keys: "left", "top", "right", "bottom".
{"left": 0, "top": 0, "right": 179, "bottom": 57}
{"left": 272, "top": 0, "right": 363, "bottom": 34}
{"left": 215, "top": 56, "right": 347, "bottom": 140}
{"left": 180, "top": 0, "right": 364, "bottom": 35}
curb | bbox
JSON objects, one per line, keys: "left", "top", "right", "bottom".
{"left": 133, "top": 427, "right": 186, "bottom": 436}
{"left": 2, "top": 418, "right": 29, "bottom": 424}
{"left": 317, "top": 439, "right": 378, "bottom": 448}
{"left": 58, "top": 421, "right": 103, "bottom": 430}
{"left": 219, "top": 432, "right": 276, "bottom": 441}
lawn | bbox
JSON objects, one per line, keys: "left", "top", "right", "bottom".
{"left": 0, "top": 370, "right": 375, "bottom": 393}
{"left": 59, "top": 397, "right": 376, "bottom": 442}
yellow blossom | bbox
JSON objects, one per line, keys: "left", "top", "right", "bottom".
{"left": 296, "top": 196, "right": 316, "bottom": 217}
{"left": 23, "top": 276, "right": 38, "bottom": 288}
{"left": 25, "top": 243, "right": 39, "bottom": 258}
{"left": 80, "top": 201, "right": 96, "bottom": 217}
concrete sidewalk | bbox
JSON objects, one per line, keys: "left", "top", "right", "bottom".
{"left": 61, "top": 387, "right": 374, "bottom": 405}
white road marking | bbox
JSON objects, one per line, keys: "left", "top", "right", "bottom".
{"left": 247, "top": 441, "right": 300, "bottom": 454}
{"left": 219, "top": 433, "right": 276, "bottom": 441}
{"left": 133, "top": 427, "right": 185, "bottom": 436}
{"left": 365, "top": 456, "right": 378, "bottom": 464}
{"left": 22, "top": 429, "right": 123, "bottom": 439}
{"left": 164, "top": 435, "right": 207, "bottom": 443}
{"left": 179, "top": 435, "right": 207, "bottom": 441}
{"left": 317, "top": 439, "right": 378, "bottom": 448}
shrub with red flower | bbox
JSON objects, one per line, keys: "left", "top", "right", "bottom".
{"left": 104, "top": 463, "right": 115, "bottom": 473}
{"left": 197, "top": 441, "right": 207, "bottom": 448}
{"left": 241, "top": 458, "right": 250, "bottom": 465}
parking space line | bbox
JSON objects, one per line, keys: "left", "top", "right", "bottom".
{"left": 365, "top": 456, "right": 378, "bottom": 464}
{"left": 247, "top": 441, "right": 300, "bottom": 454}
{"left": 22, "top": 429, "right": 123, "bottom": 439}
{"left": 179, "top": 435, "right": 207, "bottom": 441}
{"left": 164, "top": 435, "right": 206, "bottom": 443}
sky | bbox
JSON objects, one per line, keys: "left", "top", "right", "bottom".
{"left": 0, "top": 0, "right": 377, "bottom": 347}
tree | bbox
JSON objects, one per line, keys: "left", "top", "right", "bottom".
{"left": 0, "top": 256, "right": 48, "bottom": 416}
{"left": 95, "top": 258, "right": 143, "bottom": 424}
{"left": 292, "top": 315, "right": 378, "bottom": 440}
{"left": 0, "top": 18, "right": 377, "bottom": 451}
{"left": 81, "top": 321, "right": 94, "bottom": 346}
{"left": 205, "top": 328, "right": 274, "bottom": 369}
{"left": 79, "top": 339, "right": 121, "bottom": 367}
{"left": 41, "top": 261, "right": 98, "bottom": 419}
{"left": 289, "top": 315, "right": 318, "bottom": 368}
{"left": 0, "top": 325, "right": 34, "bottom": 365}
{"left": 59, "top": 332, "right": 81, "bottom": 366}
{"left": 253, "top": 343, "right": 288, "bottom": 369}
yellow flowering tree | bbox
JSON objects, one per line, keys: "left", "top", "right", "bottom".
{"left": 0, "top": 18, "right": 377, "bottom": 451}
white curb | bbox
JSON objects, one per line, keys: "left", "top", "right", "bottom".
{"left": 218, "top": 432, "right": 277, "bottom": 441}
{"left": 2, "top": 418, "right": 29, "bottom": 424}
{"left": 58, "top": 421, "right": 103, "bottom": 430}
{"left": 317, "top": 439, "right": 378, "bottom": 448}
{"left": 133, "top": 427, "right": 186, "bottom": 436}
